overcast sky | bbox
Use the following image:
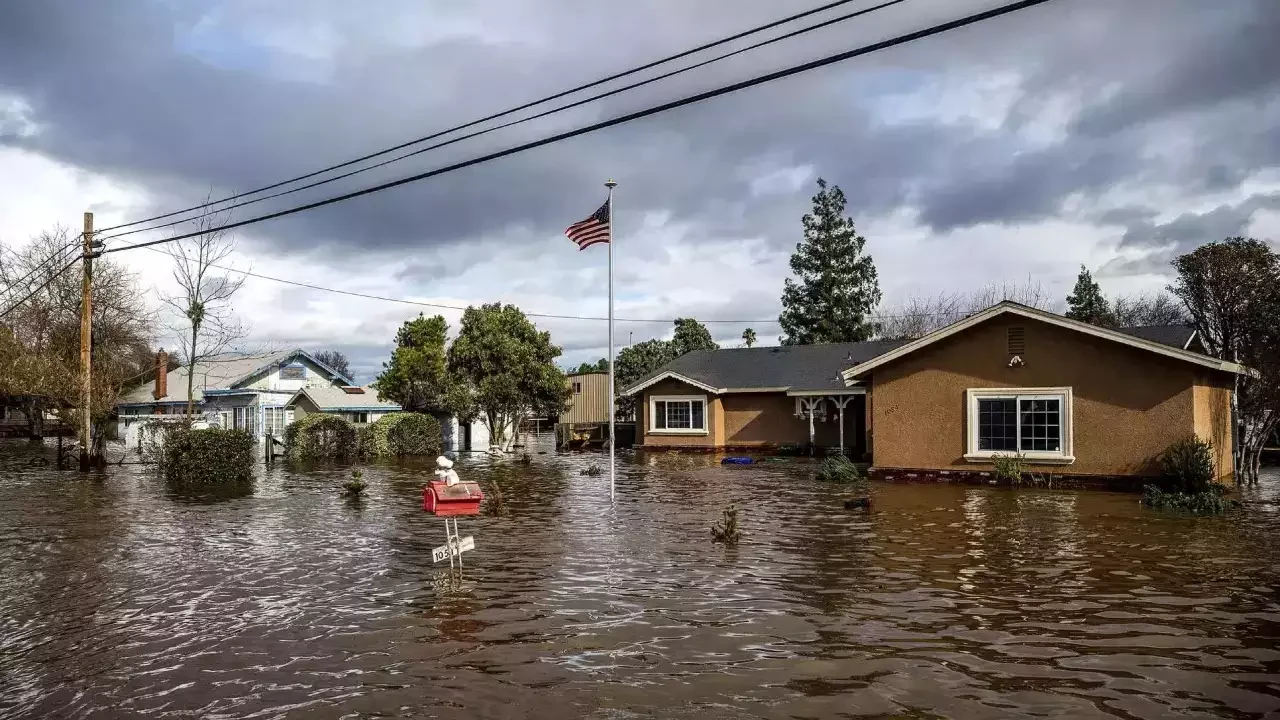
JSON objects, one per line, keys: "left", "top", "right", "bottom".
{"left": 2, "top": 0, "right": 1277, "bottom": 382}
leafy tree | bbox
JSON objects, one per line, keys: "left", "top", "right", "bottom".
{"left": 672, "top": 317, "right": 718, "bottom": 354}
{"left": 741, "top": 328, "right": 757, "bottom": 347}
{"left": 446, "top": 303, "right": 571, "bottom": 450}
{"left": 572, "top": 358, "right": 609, "bottom": 374}
{"left": 614, "top": 339, "right": 679, "bottom": 421}
{"left": 1170, "top": 237, "right": 1280, "bottom": 485}
{"left": 612, "top": 318, "right": 717, "bottom": 420}
{"left": 374, "top": 314, "right": 452, "bottom": 413}
{"left": 1065, "top": 265, "right": 1112, "bottom": 326}
{"left": 779, "top": 178, "right": 881, "bottom": 345}
{"left": 313, "top": 350, "right": 352, "bottom": 379}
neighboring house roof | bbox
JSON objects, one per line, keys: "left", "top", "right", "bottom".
{"left": 117, "top": 349, "right": 355, "bottom": 406}
{"left": 842, "top": 301, "right": 1247, "bottom": 382}
{"left": 286, "top": 385, "right": 401, "bottom": 412}
{"left": 1117, "top": 324, "right": 1198, "bottom": 351}
{"left": 622, "top": 339, "right": 908, "bottom": 396}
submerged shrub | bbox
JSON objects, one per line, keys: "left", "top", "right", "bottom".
{"left": 1142, "top": 484, "right": 1235, "bottom": 514}
{"left": 358, "top": 412, "right": 442, "bottom": 458}
{"left": 990, "top": 453, "right": 1025, "bottom": 485}
{"left": 816, "top": 454, "right": 863, "bottom": 483}
{"left": 343, "top": 468, "right": 367, "bottom": 497}
{"left": 1157, "top": 437, "right": 1215, "bottom": 494}
{"left": 285, "top": 414, "right": 359, "bottom": 461}
{"left": 711, "top": 503, "right": 742, "bottom": 544}
{"left": 160, "top": 426, "right": 255, "bottom": 485}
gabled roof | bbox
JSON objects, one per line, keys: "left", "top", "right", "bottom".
{"left": 1117, "top": 324, "right": 1198, "bottom": 351}
{"left": 622, "top": 339, "right": 907, "bottom": 396}
{"left": 117, "top": 348, "right": 355, "bottom": 406}
{"left": 286, "top": 385, "right": 401, "bottom": 412}
{"left": 842, "top": 301, "right": 1246, "bottom": 382}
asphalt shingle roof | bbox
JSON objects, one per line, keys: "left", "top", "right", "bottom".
{"left": 1117, "top": 324, "right": 1196, "bottom": 351}
{"left": 118, "top": 349, "right": 299, "bottom": 405}
{"left": 294, "top": 385, "right": 400, "bottom": 411}
{"left": 628, "top": 339, "right": 909, "bottom": 394}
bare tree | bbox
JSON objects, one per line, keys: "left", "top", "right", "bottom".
{"left": 159, "top": 207, "right": 248, "bottom": 416}
{"left": 1110, "top": 291, "right": 1189, "bottom": 327}
{"left": 877, "top": 279, "right": 1058, "bottom": 341}
{"left": 1, "top": 227, "right": 152, "bottom": 447}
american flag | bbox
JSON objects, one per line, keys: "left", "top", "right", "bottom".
{"left": 565, "top": 200, "right": 610, "bottom": 250}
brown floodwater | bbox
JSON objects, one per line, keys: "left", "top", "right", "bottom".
{"left": 1, "top": 439, "right": 1279, "bottom": 719}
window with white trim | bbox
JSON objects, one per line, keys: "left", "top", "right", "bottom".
{"left": 649, "top": 395, "right": 707, "bottom": 433}
{"left": 966, "top": 388, "right": 1073, "bottom": 462}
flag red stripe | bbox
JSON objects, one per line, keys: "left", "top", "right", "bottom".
{"left": 569, "top": 228, "right": 609, "bottom": 244}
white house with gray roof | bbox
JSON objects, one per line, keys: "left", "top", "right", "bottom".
{"left": 115, "top": 348, "right": 354, "bottom": 446}
{"left": 285, "top": 385, "right": 401, "bottom": 425}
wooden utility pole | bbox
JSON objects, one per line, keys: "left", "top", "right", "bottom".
{"left": 78, "top": 212, "right": 94, "bottom": 472}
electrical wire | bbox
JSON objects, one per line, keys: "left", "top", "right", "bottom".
{"left": 93, "top": 0, "right": 910, "bottom": 244}
{"left": 0, "top": 241, "right": 82, "bottom": 305}
{"left": 92, "top": 0, "right": 887, "bottom": 236}
{"left": 102, "top": 0, "right": 1055, "bottom": 256}
{"left": 0, "top": 255, "right": 84, "bottom": 320}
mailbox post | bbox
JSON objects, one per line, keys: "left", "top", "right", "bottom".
{"left": 423, "top": 480, "right": 484, "bottom": 569}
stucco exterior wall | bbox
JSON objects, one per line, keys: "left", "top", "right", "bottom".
{"left": 638, "top": 378, "right": 720, "bottom": 447}
{"left": 869, "top": 315, "right": 1234, "bottom": 479}
{"left": 1193, "top": 372, "right": 1235, "bottom": 481}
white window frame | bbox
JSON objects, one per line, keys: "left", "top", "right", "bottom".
{"left": 965, "top": 387, "right": 1074, "bottom": 464}
{"left": 648, "top": 394, "right": 708, "bottom": 435}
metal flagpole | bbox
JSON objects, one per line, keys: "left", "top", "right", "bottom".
{"left": 605, "top": 179, "right": 617, "bottom": 502}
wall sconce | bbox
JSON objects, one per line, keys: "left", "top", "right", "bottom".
{"left": 1008, "top": 355, "right": 1024, "bottom": 368}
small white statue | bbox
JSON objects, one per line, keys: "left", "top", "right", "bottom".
{"left": 434, "top": 456, "right": 460, "bottom": 486}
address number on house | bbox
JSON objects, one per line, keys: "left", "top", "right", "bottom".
{"left": 432, "top": 536, "right": 475, "bottom": 563}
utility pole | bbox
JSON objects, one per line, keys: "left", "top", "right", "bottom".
{"left": 78, "top": 212, "right": 94, "bottom": 472}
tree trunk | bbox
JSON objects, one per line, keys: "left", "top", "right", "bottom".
{"left": 185, "top": 323, "right": 199, "bottom": 417}
{"left": 23, "top": 398, "right": 44, "bottom": 441}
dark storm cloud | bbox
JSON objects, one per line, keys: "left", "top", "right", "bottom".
{"left": 0, "top": 0, "right": 1276, "bottom": 268}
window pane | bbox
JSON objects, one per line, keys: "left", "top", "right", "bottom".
{"left": 977, "top": 398, "right": 1017, "bottom": 451}
{"left": 654, "top": 401, "right": 667, "bottom": 429}
{"left": 691, "top": 401, "right": 705, "bottom": 430}
{"left": 667, "top": 401, "right": 691, "bottom": 429}
{"left": 1018, "top": 398, "right": 1061, "bottom": 452}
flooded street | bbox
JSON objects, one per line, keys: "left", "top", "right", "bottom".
{"left": 2, "top": 440, "right": 1279, "bottom": 719}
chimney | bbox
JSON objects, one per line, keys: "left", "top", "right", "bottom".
{"left": 153, "top": 348, "right": 168, "bottom": 400}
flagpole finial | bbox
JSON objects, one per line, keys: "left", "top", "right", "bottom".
{"left": 605, "top": 179, "right": 617, "bottom": 189}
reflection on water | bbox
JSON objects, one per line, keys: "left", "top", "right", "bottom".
{"left": 1, "top": 440, "right": 1278, "bottom": 719}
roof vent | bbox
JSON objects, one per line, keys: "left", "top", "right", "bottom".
{"left": 1007, "top": 327, "right": 1026, "bottom": 355}
{"left": 341, "top": 386, "right": 365, "bottom": 394}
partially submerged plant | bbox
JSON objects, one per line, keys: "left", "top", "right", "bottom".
{"left": 990, "top": 453, "right": 1025, "bottom": 485}
{"left": 711, "top": 504, "right": 741, "bottom": 544}
{"left": 816, "top": 455, "right": 863, "bottom": 483}
{"left": 581, "top": 464, "right": 603, "bottom": 476}
{"left": 1141, "top": 484, "right": 1235, "bottom": 514}
{"left": 520, "top": 452, "right": 533, "bottom": 465}
{"left": 343, "top": 468, "right": 367, "bottom": 497}
{"left": 1158, "top": 437, "right": 1215, "bottom": 494}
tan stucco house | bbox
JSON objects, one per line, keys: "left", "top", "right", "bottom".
{"left": 622, "top": 302, "right": 1244, "bottom": 485}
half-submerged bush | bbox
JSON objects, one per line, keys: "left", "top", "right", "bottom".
{"left": 1142, "top": 485, "right": 1235, "bottom": 514}
{"left": 160, "top": 426, "right": 255, "bottom": 485}
{"left": 1158, "top": 437, "right": 1215, "bottom": 494}
{"left": 358, "top": 412, "right": 442, "bottom": 458}
{"left": 285, "top": 414, "right": 359, "bottom": 462}
{"left": 816, "top": 454, "right": 863, "bottom": 483}
{"left": 343, "top": 468, "right": 367, "bottom": 497}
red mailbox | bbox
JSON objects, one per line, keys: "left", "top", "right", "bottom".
{"left": 423, "top": 481, "right": 484, "bottom": 516}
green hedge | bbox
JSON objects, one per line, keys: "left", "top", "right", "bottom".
{"left": 359, "top": 412, "right": 442, "bottom": 458}
{"left": 161, "top": 427, "right": 255, "bottom": 485}
{"left": 284, "top": 414, "right": 360, "bottom": 461}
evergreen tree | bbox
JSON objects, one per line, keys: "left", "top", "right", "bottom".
{"left": 779, "top": 179, "right": 881, "bottom": 345}
{"left": 672, "top": 317, "right": 718, "bottom": 354}
{"left": 1065, "top": 265, "right": 1112, "bottom": 326}
{"left": 373, "top": 314, "right": 452, "bottom": 412}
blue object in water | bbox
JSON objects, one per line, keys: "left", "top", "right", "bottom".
{"left": 720, "top": 457, "right": 754, "bottom": 465}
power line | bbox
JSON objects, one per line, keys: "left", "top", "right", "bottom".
{"left": 102, "top": 0, "right": 1054, "bottom": 257}
{"left": 0, "top": 241, "right": 82, "bottom": 305}
{"left": 92, "top": 0, "right": 887, "bottom": 236}
{"left": 94, "top": 0, "right": 909, "bottom": 244}
{"left": 0, "top": 255, "right": 83, "bottom": 320}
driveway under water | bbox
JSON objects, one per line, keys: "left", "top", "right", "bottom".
{"left": 1, "top": 440, "right": 1278, "bottom": 718}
